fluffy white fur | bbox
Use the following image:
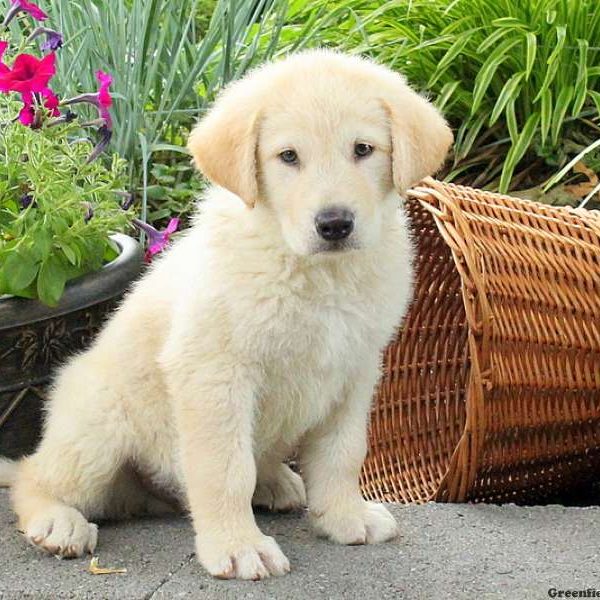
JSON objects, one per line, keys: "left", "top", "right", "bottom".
{"left": 2, "top": 50, "right": 452, "bottom": 580}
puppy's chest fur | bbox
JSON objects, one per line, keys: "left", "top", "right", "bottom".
{"left": 225, "top": 248, "right": 410, "bottom": 449}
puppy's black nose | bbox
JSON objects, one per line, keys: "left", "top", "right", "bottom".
{"left": 315, "top": 207, "right": 354, "bottom": 241}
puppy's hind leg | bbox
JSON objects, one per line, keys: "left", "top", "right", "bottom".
{"left": 105, "top": 466, "right": 181, "bottom": 518}
{"left": 11, "top": 361, "right": 131, "bottom": 558}
{"left": 253, "top": 462, "right": 306, "bottom": 512}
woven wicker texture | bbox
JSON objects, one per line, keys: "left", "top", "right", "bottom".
{"left": 361, "top": 178, "right": 600, "bottom": 504}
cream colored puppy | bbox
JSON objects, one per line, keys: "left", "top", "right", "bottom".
{"left": 1, "top": 50, "right": 452, "bottom": 580}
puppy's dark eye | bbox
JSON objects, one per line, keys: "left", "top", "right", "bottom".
{"left": 279, "top": 149, "right": 298, "bottom": 165}
{"left": 354, "top": 143, "right": 374, "bottom": 159}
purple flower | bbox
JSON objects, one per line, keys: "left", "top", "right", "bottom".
{"left": 115, "top": 191, "right": 134, "bottom": 210}
{"left": 86, "top": 124, "right": 112, "bottom": 163}
{"left": 41, "top": 31, "right": 62, "bottom": 51}
{"left": 19, "top": 193, "right": 34, "bottom": 209}
{"left": 27, "top": 27, "right": 63, "bottom": 51}
{"left": 132, "top": 217, "right": 179, "bottom": 262}
{"left": 82, "top": 201, "right": 94, "bottom": 223}
{"left": 47, "top": 108, "right": 77, "bottom": 127}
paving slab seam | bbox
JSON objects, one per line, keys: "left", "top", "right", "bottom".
{"left": 144, "top": 552, "right": 196, "bottom": 600}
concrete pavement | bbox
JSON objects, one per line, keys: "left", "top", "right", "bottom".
{"left": 0, "top": 489, "right": 598, "bottom": 599}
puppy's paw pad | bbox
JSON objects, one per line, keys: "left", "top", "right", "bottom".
{"left": 311, "top": 509, "right": 367, "bottom": 545}
{"left": 311, "top": 501, "right": 398, "bottom": 546}
{"left": 253, "top": 465, "right": 306, "bottom": 512}
{"left": 364, "top": 502, "right": 399, "bottom": 544}
{"left": 25, "top": 506, "right": 98, "bottom": 558}
{"left": 196, "top": 533, "right": 290, "bottom": 580}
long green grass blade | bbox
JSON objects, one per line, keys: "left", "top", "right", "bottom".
{"left": 499, "top": 112, "right": 540, "bottom": 193}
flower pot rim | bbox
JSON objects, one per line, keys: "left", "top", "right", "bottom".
{"left": 0, "top": 233, "right": 142, "bottom": 331}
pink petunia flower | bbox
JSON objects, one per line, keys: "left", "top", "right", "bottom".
{"left": 0, "top": 41, "right": 9, "bottom": 76}
{"left": 0, "top": 51, "right": 56, "bottom": 94}
{"left": 18, "top": 102, "right": 34, "bottom": 125}
{"left": 96, "top": 71, "right": 112, "bottom": 108}
{"left": 132, "top": 218, "right": 180, "bottom": 262}
{"left": 18, "top": 88, "right": 60, "bottom": 127}
{"left": 13, "top": 0, "right": 48, "bottom": 19}
{"left": 61, "top": 70, "right": 113, "bottom": 128}
{"left": 61, "top": 71, "right": 114, "bottom": 160}
{"left": 42, "top": 88, "right": 59, "bottom": 114}
{"left": 96, "top": 70, "right": 112, "bottom": 126}
{"left": 2, "top": 0, "right": 48, "bottom": 27}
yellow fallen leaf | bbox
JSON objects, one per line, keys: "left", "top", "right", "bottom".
{"left": 573, "top": 160, "right": 598, "bottom": 182}
{"left": 88, "top": 556, "right": 127, "bottom": 575}
{"left": 564, "top": 160, "right": 599, "bottom": 200}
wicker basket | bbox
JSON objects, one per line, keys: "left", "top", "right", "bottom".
{"left": 361, "top": 178, "right": 600, "bottom": 504}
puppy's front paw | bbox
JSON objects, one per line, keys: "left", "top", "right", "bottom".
{"left": 24, "top": 505, "right": 98, "bottom": 558}
{"left": 253, "top": 464, "right": 306, "bottom": 512}
{"left": 311, "top": 501, "right": 398, "bottom": 545}
{"left": 196, "top": 532, "right": 290, "bottom": 580}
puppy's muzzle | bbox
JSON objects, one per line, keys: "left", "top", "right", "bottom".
{"left": 315, "top": 207, "right": 355, "bottom": 242}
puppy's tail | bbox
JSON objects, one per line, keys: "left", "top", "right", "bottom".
{"left": 0, "top": 457, "right": 17, "bottom": 487}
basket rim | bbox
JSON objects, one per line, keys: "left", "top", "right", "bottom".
{"left": 408, "top": 180, "right": 493, "bottom": 502}
{"left": 412, "top": 177, "right": 600, "bottom": 222}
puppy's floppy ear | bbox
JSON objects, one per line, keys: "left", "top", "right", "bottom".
{"left": 381, "top": 73, "right": 453, "bottom": 193}
{"left": 188, "top": 83, "right": 260, "bottom": 208}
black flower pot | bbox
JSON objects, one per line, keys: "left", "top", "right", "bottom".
{"left": 0, "top": 234, "right": 142, "bottom": 459}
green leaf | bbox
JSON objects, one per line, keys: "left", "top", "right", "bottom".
{"left": 455, "top": 112, "right": 487, "bottom": 161}
{"left": 37, "top": 255, "right": 68, "bottom": 307}
{"left": 0, "top": 267, "right": 7, "bottom": 296}
{"left": 539, "top": 88, "right": 552, "bottom": 146}
{"left": 551, "top": 85, "right": 574, "bottom": 147}
{"left": 58, "top": 241, "right": 78, "bottom": 266}
{"left": 499, "top": 112, "right": 540, "bottom": 193}
{"left": 435, "top": 80, "right": 460, "bottom": 111}
{"left": 145, "top": 185, "right": 168, "bottom": 199}
{"left": 506, "top": 97, "right": 518, "bottom": 143}
{"left": 427, "top": 34, "right": 471, "bottom": 88}
{"left": 524, "top": 32, "right": 537, "bottom": 80}
{"left": 533, "top": 26, "right": 566, "bottom": 102}
{"left": 150, "top": 143, "right": 190, "bottom": 155}
{"left": 572, "top": 39, "right": 589, "bottom": 117}
{"left": 147, "top": 207, "right": 174, "bottom": 221}
{"left": 471, "top": 37, "right": 521, "bottom": 116}
{"left": 31, "top": 228, "right": 53, "bottom": 261}
{"left": 3, "top": 248, "right": 38, "bottom": 292}
{"left": 547, "top": 26, "right": 566, "bottom": 65}
{"left": 492, "top": 17, "right": 526, "bottom": 28}
{"left": 103, "top": 243, "right": 119, "bottom": 263}
{"left": 589, "top": 90, "right": 600, "bottom": 118}
{"left": 476, "top": 27, "right": 509, "bottom": 53}
{"left": 490, "top": 72, "right": 524, "bottom": 126}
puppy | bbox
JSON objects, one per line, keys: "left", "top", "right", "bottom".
{"left": 2, "top": 50, "right": 452, "bottom": 580}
